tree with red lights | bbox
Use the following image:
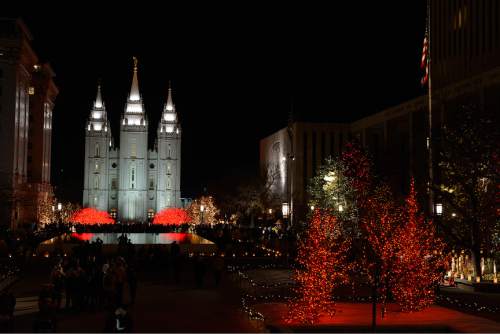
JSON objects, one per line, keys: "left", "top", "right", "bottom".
{"left": 153, "top": 208, "right": 191, "bottom": 225}
{"left": 287, "top": 210, "right": 350, "bottom": 325}
{"left": 391, "top": 179, "right": 447, "bottom": 311}
{"left": 362, "top": 184, "right": 400, "bottom": 309}
{"left": 70, "top": 208, "right": 115, "bottom": 225}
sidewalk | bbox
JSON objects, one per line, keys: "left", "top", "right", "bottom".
{"left": 9, "top": 260, "right": 262, "bottom": 332}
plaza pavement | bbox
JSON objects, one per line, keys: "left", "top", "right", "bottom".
{"left": 9, "top": 258, "right": 263, "bottom": 332}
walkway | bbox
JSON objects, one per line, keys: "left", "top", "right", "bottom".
{"left": 9, "top": 259, "right": 262, "bottom": 332}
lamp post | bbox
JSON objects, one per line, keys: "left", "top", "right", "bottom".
{"left": 200, "top": 204, "right": 205, "bottom": 225}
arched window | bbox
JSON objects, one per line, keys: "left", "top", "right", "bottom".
{"left": 94, "top": 175, "right": 99, "bottom": 189}
{"left": 95, "top": 143, "right": 100, "bottom": 157}
{"left": 166, "top": 176, "right": 171, "bottom": 189}
{"left": 167, "top": 163, "right": 171, "bottom": 175}
{"left": 131, "top": 165, "right": 136, "bottom": 189}
{"left": 168, "top": 144, "right": 172, "bottom": 158}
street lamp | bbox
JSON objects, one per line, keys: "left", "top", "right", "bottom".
{"left": 282, "top": 202, "right": 289, "bottom": 219}
{"left": 200, "top": 204, "right": 205, "bottom": 225}
{"left": 435, "top": 203, "right": 443, "bottom": 216}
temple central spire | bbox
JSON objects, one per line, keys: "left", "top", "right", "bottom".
{"left": 125, "top": 57, "right": 144, "bottom": 117}
{"left": 128, "top": 56, "right": 141, "bottom": 102}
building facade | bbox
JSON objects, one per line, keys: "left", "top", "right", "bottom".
{"left": 0, "top": 19, "right": 58, "bottom": 228}
{"left": 83, "top": 59, "right": 181, "bottom": 222}
{"left": 261, "top": 0, "right": 500, "bottom": 224}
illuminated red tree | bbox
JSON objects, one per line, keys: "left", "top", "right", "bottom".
{"left": 287, "top": 210, "right": 350, "bottom": 324}
{"left": 70, "top": 208, "right": 115, "bottom": 225}
{"left": 391, "top": 179, "right": 447, "bottom": 311}
{"left": 153, "top": 208, "right": 191, "bottom": 225}
{"left": 362, "top": 184, "right": 400, "bottom": 308}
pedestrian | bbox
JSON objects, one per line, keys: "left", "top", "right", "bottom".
{"left": 50, "top": 263, "right": 65, "bottom": 310}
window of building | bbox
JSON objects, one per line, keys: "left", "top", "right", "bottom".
{"left": 95, "top": 143, "right": 100, "bottom": 157}
{"left": 166, "top": 177, "right": 171, "bottom": 189}
{"left": 111, "top": 178, "right": 117, "bottom": 190}
{"left": 339, "top": 133, "right": 343, "bottom": 153}
{"left": 130, "top": 142, "right": 137, "bottom": 158}
{"left": 167, "top": 163, "right": 171, "bottom": 175}
{"left": 94, "top": 176, "right": 99, "bottom": 189}
{"left": 95, "top": 160, "right": 99, "bottom": 172}
{"left": 321, "top": 132, "right": 326, "bottom": 163}
{"left": 149, "top": 179, "right": 154, "bottom": 190}
{"left": 330, "top": 132, "right": 335, "bottom": 157}
{"left": 312, "top": 131, "right": 317, "bottom": 176}
{"left": 168, "top": 144, "right": 172, "bottom": 158}
{"left": 131, "top": 166, "right": 135, "bottom": 189}
{"left": 303, "top": 132, "right": 308, "bottom": 186}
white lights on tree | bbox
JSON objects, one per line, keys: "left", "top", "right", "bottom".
{"left": 323, "top": 171, "right": 336, "bottom": 183}
{"left": 338, "top": 204, "right": 344, "bottom": 212}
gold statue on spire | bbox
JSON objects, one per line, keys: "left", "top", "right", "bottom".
{"left": 133, "top": 56, "right": 138, "bottom": 71}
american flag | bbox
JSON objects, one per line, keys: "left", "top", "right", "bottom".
{"left": 420, "top": 34, "right": 429, "bottom": 86}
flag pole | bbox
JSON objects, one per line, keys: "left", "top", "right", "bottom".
{"left": 427, "top": 0, "right": 434, "bottom": 215}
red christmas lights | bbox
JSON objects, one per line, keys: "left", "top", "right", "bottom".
{"left": 153, "top": 208, "right": 191, "bottom": 225}
{"left": 391, "top": 179, "right": 447, "bottom": 311}
{"left": 287, "top": 210, "right": 350, "bottom": 325}
{"left": 70, "top": 207, "right": 115, "bottom": 225}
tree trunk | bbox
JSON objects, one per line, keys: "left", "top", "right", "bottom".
{"left": 471, "top": 219, "right": 482, "bottom": 280}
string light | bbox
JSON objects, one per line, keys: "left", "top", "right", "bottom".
{"left": 153, "top": 208, "right": 190, "bottom": 225}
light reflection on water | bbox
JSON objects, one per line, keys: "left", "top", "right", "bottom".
{"left": 42, "top": 233, "right": 214, "bottom": 245}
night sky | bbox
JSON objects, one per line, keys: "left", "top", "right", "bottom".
{"left": 6, "top": 3, "right": 427, "bottom": 202}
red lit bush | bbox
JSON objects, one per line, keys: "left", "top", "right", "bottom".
{"left": 153, "top": 208, "right": 191, "bottom": 225}
{"left": 70, "top": 208, "right": 115, "bottom": 225}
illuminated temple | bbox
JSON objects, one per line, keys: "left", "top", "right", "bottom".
{"left": 83, "top": 58, "right": 181, "bottom": 221}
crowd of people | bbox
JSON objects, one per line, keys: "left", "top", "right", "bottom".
{"left": 0, "top": 221, "right": 294, "bottom": 332}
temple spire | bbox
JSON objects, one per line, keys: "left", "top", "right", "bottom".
{"left": 124, "top": 56, "right": 144, "bottom": 117}
{"left": 165, "top": 80, "right": 174, "bottom": 112}
{"left": 129, "top": 56, "right": 140, "bottom": 101}
{"left": 94, "top": 80, "right": 103, "bottom": 109}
